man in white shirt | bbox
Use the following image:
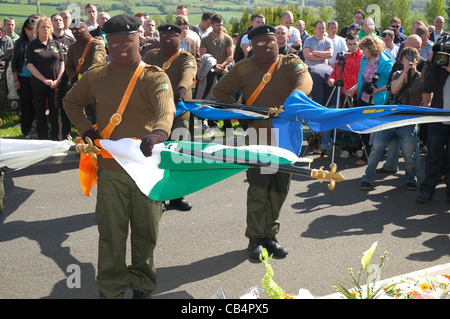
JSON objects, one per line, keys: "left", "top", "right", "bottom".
{"left": 240, "top": 13, "right": 265, "bottom": 58}
{"left": 280, "top": 11, "right": 301, "bottom": 46}
{"left": 382, "top": 29, "right": 399, "bottom": 61}
{"left": 197, "top": 12, "right": 213, "bottom": 37}
{"left": 303, "top": 20, "right": 334, "bottom": 152}
{"left": 84, "top": 3, "right": 98, "bottom": 32}
{"left": 431, "top": 16, "right": 448, "bottom": 42}
{"left": 326, "top": 20, "right": 347, "bottom": 66}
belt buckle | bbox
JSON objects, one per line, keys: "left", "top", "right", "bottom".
{"left": 78, "top": 57, "right": 85, "bottom": 65}
{"left": 262, "top": 73, "right": 271, "bottom": 83}
{"left": 110, "top": 113, "right": 122, "bottom": 126}
{"left": 162, "top": 61, "right": 171, "bottom": 70}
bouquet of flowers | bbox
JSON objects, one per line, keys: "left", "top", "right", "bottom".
{"left": 260, "top": 248, "right": 294, "bottom": 299}
{"left": 384, "top": 274, "right": 450, "bottom": 299}
{"left": 332, "top": 241, "right": 390, "bottom": 299}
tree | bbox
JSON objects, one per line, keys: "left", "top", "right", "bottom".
{"left": 318, "top": 0, "right": 334, "bottom": 24}
{"left": 36, "top": 0, "right": 41, "bottom": 16}
{"left": 165, "top": 12, "right": 175, "bottom": 24}
{"left": 425, "top": 0, "right": 447, "bottom": 24}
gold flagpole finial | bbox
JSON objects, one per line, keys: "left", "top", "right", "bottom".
{"left": 310, "top": 163, "right": 345, "bottom": 190}
{"left": 75, "top": 137, "right": 100, "bottom": 162}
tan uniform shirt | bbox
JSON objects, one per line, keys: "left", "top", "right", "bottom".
{"left": 143, "top": 48, "right": 197, "bottom": 121}
{"left": 63, "top": 62, "right": 176, "bottom": 173}
{"left": 66, "top": 38, "right": 106, "bottom": 81}
{"left": 212, "top": 54, "right": 313, "bottom": 143}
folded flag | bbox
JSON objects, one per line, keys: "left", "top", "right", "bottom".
{"left": 280, "top": 91, "right": 450, "bottom": 134}
{"left": 99, "top": 138, "right": 309, "bottom": 201}
{"left": 0, "top": 139, "right": 73, "bottom": 172}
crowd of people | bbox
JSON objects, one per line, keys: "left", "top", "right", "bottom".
{"left": 1, "top": 4, "right": 450, "bottom": 299}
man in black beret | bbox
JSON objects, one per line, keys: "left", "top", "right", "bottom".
{"left": 143, "top": 23, "right": 197, "bottom": 212}
{"left": 213, "top": 24, "right": 313, "bottom": 260}
{"left": 64, "top": 14, "right": 176, "bottom": 299}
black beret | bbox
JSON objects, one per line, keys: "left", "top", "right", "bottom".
{"left": 247, "top": 24, "right": 276, "bottom": 40}
{"left": 101, "top": 14, "right": 140, "bottom": 35}
{"left": 158, "top": 23, "right": 182, "bottom": 34}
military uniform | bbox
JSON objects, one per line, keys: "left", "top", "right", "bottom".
{"left": 63, "top": 15, "right": 175, "bottom": 298}
{"left": 143, "top": 48, "right": 197, "bottom": 130}
{"left": 66, "top": 37, "right": 106, "bottom": 125}
{"left": 66, "top": 38, "right": 106, "bottom": 82}
{"left": 212, "top": 25, "right": 313, "bottom": 258}
{"left": 143, "top": 23, "right": 196, "bottom": 211}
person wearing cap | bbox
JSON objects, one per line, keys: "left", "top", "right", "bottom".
{"left": 212, "top": 24, "right": 313, "bottom": 260}
{"left": 347, "top": 24, "right": 361, "bottom": 37}
{"left": 63, "top": 14, "right": 176, "bottom": 299}
{"left": 143, "top": 23, "right": 197, "bottom": 212}
{"left": 66, "top": 19, "right": 106, "bottom": 125}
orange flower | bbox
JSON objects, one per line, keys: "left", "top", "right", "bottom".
{"left": 420, "top": 282, "right": 431, "bottom": 291}
{"left": 351, "top": 291, "right": 357, "bottom": 297}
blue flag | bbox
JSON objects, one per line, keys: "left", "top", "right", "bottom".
{"left": 179, "top": 91, "right": 450, "bottom": 156}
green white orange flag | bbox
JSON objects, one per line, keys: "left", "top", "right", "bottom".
{"left": 0, "top": 138, "right": 73, "bottom": 172}
{"left": 99, "top": 138, "right": 305, "bottom": 201}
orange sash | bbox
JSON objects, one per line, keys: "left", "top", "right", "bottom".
{"left": 245, "top": 58, "right": 279, "bottom": 106}
{"left": 79, "top": 61, "right": 146, "bottom": 197}
{"left": 76, "top": 38, "right": 95, "bottom": 75}
{"left": 234, "top": 58, "right": 279, "bottom": 122}
{"left": 161, "top": 50, "right": 181, "bottom": 71}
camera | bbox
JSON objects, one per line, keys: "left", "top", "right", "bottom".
{"left": 361, "top": 72, "right": 380, "bottom": 95}
{"left": 431, "top": 35, "right": 450, "bottom": 67}
{"left": 336, "top": 51, "right": 351, "bottom": 60}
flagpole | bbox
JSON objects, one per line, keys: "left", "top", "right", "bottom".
{"left": 183, "top": 99, "right": 284, "bottom": 117}
{"left": 76, "top": 137, "right": 345, "bottom": 190}
{"left": 177, "top": 149, "right": 344, "bottom": 190}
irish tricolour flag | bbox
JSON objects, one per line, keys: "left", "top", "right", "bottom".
{"left": 100, "top": 138, "right": 305, "bottom": 201}
{"left": 0, "top": 139, "right": 73, "bottom": 172}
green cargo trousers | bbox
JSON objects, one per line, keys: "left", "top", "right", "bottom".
{"left": 245, "top": 168, "right": 292, "bottom": 239}
{"left": 95, "top": 168, "right": 163, "bottom": 299}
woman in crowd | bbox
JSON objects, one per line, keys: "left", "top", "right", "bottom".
{"left": 348, "top": 35, "right": 393, "bottom": 165}
{"left": 26, "top": 17, "right": 65, "bottom": 140}
{"left": 11, "top": 15, "right": 39, "bottom": 138}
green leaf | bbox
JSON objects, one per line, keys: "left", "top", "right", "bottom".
{"left": 361, "top": 241, "right": 378, "bottom": 272}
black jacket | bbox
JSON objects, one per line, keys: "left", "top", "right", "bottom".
{"left": 424, "top": 62, "right": 450, "bottom": 108}
{"left": 11, "top": 36, "right": 29, "bottom": 74}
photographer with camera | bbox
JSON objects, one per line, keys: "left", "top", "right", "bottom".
{"left": 361, "top": 47, "right": 427, "bottom": 191}
{"left": 416, "top": 35, "right": 450, "bottom": 203}
{"left": 347, "top": 35, "right": 393, "bottom": 165}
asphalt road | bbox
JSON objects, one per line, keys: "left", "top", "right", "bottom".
{"left": 1, "top": 140, "right": 449, "bottom": 299}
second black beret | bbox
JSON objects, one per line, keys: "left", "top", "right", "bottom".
{"left": 158, "top": 23, "right": 182, "bottom": 34}
{"left": 248, "top": 24, "right": 276, "bottom": 40}
{"left": 102, "top": 14, "right": 140, "bottom": 35}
